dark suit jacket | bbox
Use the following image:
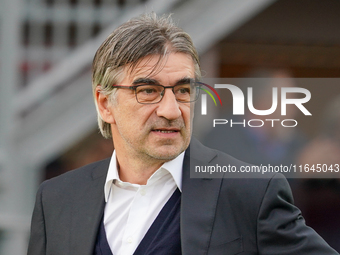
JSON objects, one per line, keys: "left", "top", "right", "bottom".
{"left": 27, "top": 138, "right": 338, "bottom": 255}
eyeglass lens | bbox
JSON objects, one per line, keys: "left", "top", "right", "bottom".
{"left": 135, "top": 83, "right": 198, "bottom": 103}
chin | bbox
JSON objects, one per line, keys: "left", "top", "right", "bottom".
{"left": 148, "top": 146, "right": 184, "bottom": 161}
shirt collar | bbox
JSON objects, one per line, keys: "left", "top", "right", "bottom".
{"left": 104, "top": 150, "right": 184, "bottom": 202}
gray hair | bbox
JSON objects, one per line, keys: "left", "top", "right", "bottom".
{"left": 92, "top": 12, "right": 201, "bottom": 138}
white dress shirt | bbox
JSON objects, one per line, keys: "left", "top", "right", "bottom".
{"left": 103, "top": 150, "right": 184, "bottom": 255}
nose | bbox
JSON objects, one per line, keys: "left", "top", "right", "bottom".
{"left": 156, "top": 88, "right": 181, "bottom": 120}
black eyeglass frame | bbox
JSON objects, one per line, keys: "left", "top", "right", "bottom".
{"left": 111, "top": 82, "right": 202, "bottom": 104}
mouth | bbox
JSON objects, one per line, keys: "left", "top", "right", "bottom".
{"left": 152, "top": 128, "right": 180, "bottom": 133}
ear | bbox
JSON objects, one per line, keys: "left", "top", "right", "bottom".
{"left": 95, "top": 86, "right": 116, "bottom": 124}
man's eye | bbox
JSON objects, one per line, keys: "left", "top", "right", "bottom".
{"left": 180, "top": 88, "right": 190, "bottom": 94}
{"left": 176, "top": 86, "right": 190, "bottom": 94}
{"left": 137, "top": 86, "right": 159, "bottom": 95}
{"left": 143, "top": 88, "right": 156, "bottom": 94}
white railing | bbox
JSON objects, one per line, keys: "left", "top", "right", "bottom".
{"left": 21, "top": 0, "right": 123, "bottom": 86}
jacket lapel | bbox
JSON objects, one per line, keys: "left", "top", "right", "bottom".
{"left": 181, "top": 138, "right": 223, "bottom": 255}
{"left": 69, "top": 158, "right": 110, "bottom": 255}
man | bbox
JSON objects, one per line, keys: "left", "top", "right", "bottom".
{"left": 28, "top": 13, "right": 338, "bottom": 255}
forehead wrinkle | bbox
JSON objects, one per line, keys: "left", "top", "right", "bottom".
{"left": 124, "top": 53, "right": 195, "bottom": 86}
{"left": 125, "top": 54, "right": 169, "bottom": 81}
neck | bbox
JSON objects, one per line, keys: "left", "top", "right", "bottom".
{"left": 115, "top": 151, "right": 165, "bottom": 185}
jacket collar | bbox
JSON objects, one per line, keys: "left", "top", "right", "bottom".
{"left": 70, "top": 158, "right": 110, "bottom": 255}
{"left": 181, "top": 137, "right": 223, "bottom": 254}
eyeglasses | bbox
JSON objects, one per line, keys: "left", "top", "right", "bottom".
{"left": 112, "top": 81, "right": 201, "bottom": 104}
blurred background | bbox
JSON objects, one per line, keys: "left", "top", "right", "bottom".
{"left": 0, "top": 0, "right": 340, "bottom": 253}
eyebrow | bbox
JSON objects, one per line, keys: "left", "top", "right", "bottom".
{"left": 132, "top": 78, "right": 159, "bottom": 85}
{"left": 132, "top": 77, "right": 194, "bottom": 86}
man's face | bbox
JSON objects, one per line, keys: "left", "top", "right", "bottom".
{"left": 110, "top": 53, "right": 195, "bottom": 164}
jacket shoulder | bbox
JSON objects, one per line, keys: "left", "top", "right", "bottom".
{"left": 38, "top": 158, "right": 110, "bottom": 198}
{"left": 189, "top": 137, "right": 283, "bottom": 204}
